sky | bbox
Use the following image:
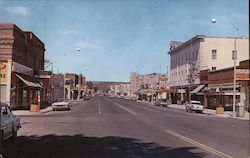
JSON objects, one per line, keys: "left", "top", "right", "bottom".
{"left": 0, "top": 0, "right": 249, "bottom": 82}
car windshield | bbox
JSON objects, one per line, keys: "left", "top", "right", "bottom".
{"left": 191, "top": 101, "right": 201, "bottom": 105}
{"left": 1, "top": 1, "right": 249, "bottom": 158}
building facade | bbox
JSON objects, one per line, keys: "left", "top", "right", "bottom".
{"left": 64, "top": 73, "right": 79, "bottom": 100}
{"left": 40, "top": 71, "right": 64, "bottom": 105}
{"left": 168, "top": 35, "right": 249, "bottom": 103}
{"left": 200, "top": 60, "right": 249, "bottom": 111}
{"left": 130, "top": 72, "right": 170, "bottom": 102}
{"left": 0, "top": 23, "right": 45, "bottom": 108}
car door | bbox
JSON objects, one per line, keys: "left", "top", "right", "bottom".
{"left": 1, "top": 105, "right": 12, "bottom": 139}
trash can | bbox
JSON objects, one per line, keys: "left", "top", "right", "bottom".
{"left": 236, "top": 103, "right": 244, "bottom": 117}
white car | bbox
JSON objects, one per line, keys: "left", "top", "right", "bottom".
{"left": 186, "top": 100, "right": 204, "bottom": 113}
{"left": 1, "top": 102, "right": 21, "bottom": 141}
{"left": 52, "top": 99, "right": 71, "bottom": 111}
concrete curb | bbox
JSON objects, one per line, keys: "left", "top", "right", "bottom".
{"left": 12, "top": 106, "right": 53, "bottom": 116}
{"left": 12, "top": 100, "right": 82, "bottom": 116}
{"left": 137, "top": 101, "right": 250, "bottom": 120}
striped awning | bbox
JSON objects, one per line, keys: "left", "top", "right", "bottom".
{"left": 190, "top": 85, "right": 205, "bottom": 94}
{"left": 15, "top": 73, "right": 43, "bottom": 89}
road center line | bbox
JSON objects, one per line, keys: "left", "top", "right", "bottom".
{"left": 98, "top": 97, "right": 101, "bottom": 114}
{"left": 164, "top": 130, "right": 232, "bottom": 158}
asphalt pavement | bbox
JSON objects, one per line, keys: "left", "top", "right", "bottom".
{"left": 2, "top": 95, "right": 249, "bottom": 158}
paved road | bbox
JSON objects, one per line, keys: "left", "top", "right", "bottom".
{"left": 3, "top": 95, "right": 249, "bottom": 158}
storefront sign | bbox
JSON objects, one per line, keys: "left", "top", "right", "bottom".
{"left": 177, "top": 89, "right": 186, "bottom": 93}
{"left": 236, "top": 69, "right": 249, "bottom": 81}
{"left": 12, "top": 62, "right": 33, "bottom": 76}
{"left": 0, "top": 62, "right": 8, "bottom": 84}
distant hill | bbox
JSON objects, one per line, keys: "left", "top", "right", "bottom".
{"left": 91, "top": 81, "right": 129, "bottom": 92}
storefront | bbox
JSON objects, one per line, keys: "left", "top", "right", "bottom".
{"left": 1, "top": 60, "right": 44, "bottom": 109}
{"left": 200, "top": 60, "right": 249, "bottom": 111}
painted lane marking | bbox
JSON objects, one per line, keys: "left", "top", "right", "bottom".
{"left": 98, "top": 96, "right": 101, "bottom": 114}
{"left": 105, "top": 98, "right": 137, "bottom": 115}
{"left": 113, "top": 102, "right": 137, "bottom": 115}
{"left": 164, "top": 130, "right": 232, "bottom": 158}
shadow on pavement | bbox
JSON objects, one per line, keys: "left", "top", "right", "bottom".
{"left": 3, "top": 135, "right": 208, "bottom": 158}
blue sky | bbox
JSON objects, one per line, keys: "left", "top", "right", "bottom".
{"left": 0, "top": 0, "right": 248, "bottom": 82}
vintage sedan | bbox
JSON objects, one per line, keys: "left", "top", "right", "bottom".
{"left": 1, "top": 102, "right": 21, "bottom": 141}
{"left": 154, "top": 99, "right": 168, "bottom": 107}
{"left": 52, "top": 99, "right": 71, "bottom": 111}
{"left": 185, "top": 100, "right": 204, "bottom": 113}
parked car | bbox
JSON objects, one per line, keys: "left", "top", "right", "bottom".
{"left": 0, "top": 102, "right": 21, "bottom": 141}
{"left": 185, "top": 100, "right": 204, "bottom": 113}
{"left": 154, "top": 99, "right": 168, "bottom": 107}
{"left": 130, "top": 97, "right": 137, "bottom": 101}
{"left": 84, "top": 95, "right": 91, "bottom": 100}
{"left": 52, "top": 99, "right": 71, "bottom": 111}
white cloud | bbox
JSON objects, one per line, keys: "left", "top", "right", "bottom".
{"left": 58, "top": 30, "right": 81, "bottom": 35}
{"left": 4, "top": 6, "right": 30, "bottom": 16}
{"left": 74, "top": 41, "right": 100, "bottom": 49}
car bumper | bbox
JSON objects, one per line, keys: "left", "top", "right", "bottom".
{"left": 52, "top": 106, "right": 69, "bottom": 110}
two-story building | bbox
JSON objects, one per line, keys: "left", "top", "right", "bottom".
{"left": 0, "top": 23, "right": 45, "bottom": 109}
{"left": 168, "top": 35, "right": 249, "bottom": 103}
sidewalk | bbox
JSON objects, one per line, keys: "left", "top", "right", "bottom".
{"left": 138, "top": 100, "right": 249, "bottom": 120}
{"left": 12, "top": 100, "right": 81, "bottom": 116}
{"left": 12, "top": 106, "right": 53, "bottom": 116}
{"left": 167, "top": 104, "right": 250, "bottom": 120}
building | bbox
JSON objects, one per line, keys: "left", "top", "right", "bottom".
{"left": 168, "top": 35, "right": 249, "bottom": 103}
{"left": 200, "top": 60, "right": 249, "bottom": 111}
{"left": 0, "top": 23, "right": 45, "bottom": 109}
{"left": 130, "top": 72, "right": 170, "bottom": 102}
{"left": 64, "top": 73, "right": 79, "bottom": 100}
{"left": 109, "top": 83, "right": 130, "bottom": 97}
{"left": 39, "top": 71, "right": 64, "bottom": 104}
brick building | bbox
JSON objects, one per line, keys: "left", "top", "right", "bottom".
{"left": 199, "top": 60, "right": 249, "bottom": 111}
{"left": 0, "top": 23, "right": 45, "bottom": 108}
{"left": 64, "top": 73, "right": 79, "bottom": 100}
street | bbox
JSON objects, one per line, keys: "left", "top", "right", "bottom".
{"left": 3, "top": 95, "right": 249, "bottom": 158}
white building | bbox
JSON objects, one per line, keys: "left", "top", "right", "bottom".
{"left": 130, "top": 72, "right": 170, "bottom": 102}
{"left": 168, "top": 35, "right": 249, "bottom": 88}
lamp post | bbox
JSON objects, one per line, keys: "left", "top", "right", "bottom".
{"left": 211, "top": 18, "right": 238, "bottom": 118}
{"left": 63, "top": 48, "right": 81, "bottom": 100}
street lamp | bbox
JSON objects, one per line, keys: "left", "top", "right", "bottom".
{"left": 211, "top": 18, "right": 239, "bottom": 118}
{"left": 63, "top": 48, "right": 81, "bottom": 100}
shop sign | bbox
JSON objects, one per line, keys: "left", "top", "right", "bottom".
{"left": 12, "top": 62, "right": 33, "bottom": 76}
{"left": 236, "top": 69, "right": 249, "bottom": 81}
{"left": 177, "top": 89, "right": 186, "bottom": 93}
{"left": 0, "top": 62, "right": 7, "bottom": 84}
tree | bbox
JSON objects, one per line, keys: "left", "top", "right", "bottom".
{"left": 93, "top": 86, "right": 98, "bottom": 93}
{"left": 86, "top": 81, "right": 94, "bottom": 89}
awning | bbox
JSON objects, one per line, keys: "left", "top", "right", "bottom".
{"left": 147, "top": 93, "right": 152, "bottom": 96}
{"left": 190, "top": 85, "right": 205, "bottom": 94}
{"left": 15, "top": 73, "right": 43, "bottom": 89}
{"left": 159, "top": 89, "right": 177, "bottom": 93}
